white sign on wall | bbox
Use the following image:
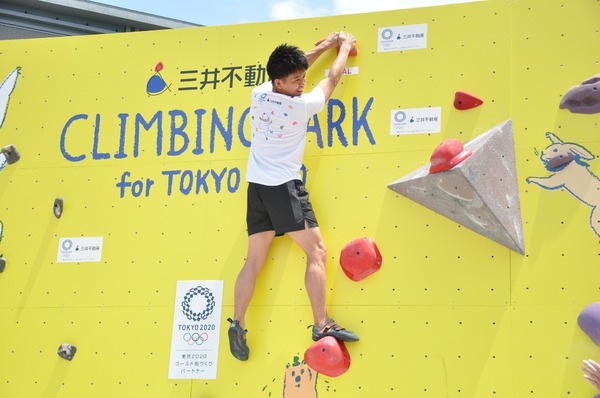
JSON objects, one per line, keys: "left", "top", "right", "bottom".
{"left": 325, "top": 66, "right": 360, "bottom": 76}
{"left": 390, "top": 107, "right": 442, "bottom": 135}
{"left": 378, "top": 23, "right": 428, "bottom": 52}
{"left": 168, "top": 280, "right": 224, "bottom": 380}
{"left": 57, "top": 237, "right": 104, "bottom": 263}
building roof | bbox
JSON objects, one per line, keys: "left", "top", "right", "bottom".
{"left": 0, "top": 0, "right": 200, "bottom": 38}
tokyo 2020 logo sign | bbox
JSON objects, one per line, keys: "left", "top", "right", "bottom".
{"left": 181, "top": 286, "right": 215, "bottom": 321}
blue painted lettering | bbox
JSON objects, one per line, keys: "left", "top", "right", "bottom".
{"left": 134, "top": 111, "right": 163, "bottom": 157}
{"left": 116, "top": 171, "right": 155, "bottom": 198}
{"left": 327, "top": 98, "right": 348, "bottom": 147}
{"left": 114, "top": 113, "right": 128, "bottom": 159}
{"left": 168, "top": 109, "right": 189, "bottom": 156}
{"left": 92, "top": 113, "right": 110, "bottom": 160}
{"left": 210, "top": 107, "right": 233, "bottom": 153}
{"left": 353, "top": 97, "right": 375, "bottom": 146}
{"left": 162, "top": 167, "right": 241, "bottom": 196}
{"left": 60, "top": 113, "right": 87, "bottom": 162}
{"left": 59, "top": 97, "right": 376, "bottom": 164}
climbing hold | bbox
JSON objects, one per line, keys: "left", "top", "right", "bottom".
{"left": 304, "top": 336, "right": 350, "bottom": 377}
{"left": 53, "top": 197, "right": 64, "bottom": 219}
{"left": 1, "top": 144, "right": 20, "bottom": 164}
{"left": 559, "top": 74, "right": 600, "bottom": 114}
{"left": 389, "top": 120, "right": 526, "bottom": 254}
{"left": 454, "top": 91, "right": 483, "bottom": 110}
{"left": 547, "top": 151, "right": 574, "bottom": 169}
{"left": 429, "top": 139, "right": 472, "bottom": 174}
{"left": 339, "top": 237, "right": 382, "bottom": 282}
{"left": 314, "top": 37, "right": 358, "bottom": 56}
{"left": 57, "top": 344, "right": 77, "bottom": 361}
{"left": 578, "top": 303, "right": 600, "bottom": 345}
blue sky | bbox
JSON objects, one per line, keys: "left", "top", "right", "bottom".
{"left": 93, "top": 0, "right": 482, "bottom": 26}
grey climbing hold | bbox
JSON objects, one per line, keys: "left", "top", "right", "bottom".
{"left": 1, "top": 144, "right": 19, "bottom": 164}
{"left": 548, "top": 151, "right": 574, "bottom": 169}
{"left": 560, "top": 74, "right": 600, "bottom": 114}
{"left": 0, "top": 256, "right": 5, "bottom": 273}
{"left": 53, "top": 197, "right": 63, "bottom": 219}
{"left": 57, "top": 344, "right": 77, "bottom": 361}
{"left": 388, "top": 120, "right": 525, "bottom": 254}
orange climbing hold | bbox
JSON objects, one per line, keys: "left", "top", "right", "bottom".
{"left": 454, "top": 91, "right": 483, "bottom": 110}
{"left": 304, "top": 336, "right": 351, "bottom": 377}
{"left": 429, "top": 139, "right": 472, "bottom": 174}
{"left": 339, "top": 237, "right": 382, "bottom": 282}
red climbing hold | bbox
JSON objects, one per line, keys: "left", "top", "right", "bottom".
{"left": 339, "top": 237, "right": 382, "bottom": 282}
{"left": 429, "top": 139, "right": 472, "bottom": 174}
{"left": 304, "top": 336, "right": 351, "bottom": 377}
{"left": 454, "top": 91, "right": 483, "bottom": 110}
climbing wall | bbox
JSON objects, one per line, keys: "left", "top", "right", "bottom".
{"left": 512, "top": 1, "right": 600, "bottom": 396}
{"left": 0, "top": 0, "right": 599, "bottom": 397}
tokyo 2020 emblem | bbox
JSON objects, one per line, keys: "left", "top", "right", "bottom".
{"left": 181, "top": 286, "right": 215, "bottom": 322}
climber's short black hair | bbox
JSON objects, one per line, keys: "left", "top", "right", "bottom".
{"left": 266, "top": 44, "right": 309, "bottom": 81}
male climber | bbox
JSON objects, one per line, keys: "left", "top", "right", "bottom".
{"left": 227, "top": 31, "right": 359, "bottom": 361}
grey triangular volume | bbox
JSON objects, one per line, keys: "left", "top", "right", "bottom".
{"left": 388, "top": 120, "right": 525, "bottom": 254}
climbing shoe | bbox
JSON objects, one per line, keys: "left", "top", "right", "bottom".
{"left": 311, "top": 318, "right": 359, "bottom": 342}
{"left": 227, "top": 318, "right": 249, "bottom": 361}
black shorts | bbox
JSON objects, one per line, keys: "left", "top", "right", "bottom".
{"left": 246, "top": 180, "right": 319, "bottom": 236}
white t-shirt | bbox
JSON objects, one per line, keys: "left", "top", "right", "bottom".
{"left": 246, "top": 81, "right": 325, "bottom": 186}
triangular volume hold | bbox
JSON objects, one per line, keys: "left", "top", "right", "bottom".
{"left": 387, "top": 120, "right": 525, "bottom": 254}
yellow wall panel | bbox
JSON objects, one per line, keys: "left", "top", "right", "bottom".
{"left": 1, "top": 0, "right": 600, "bottom": 397}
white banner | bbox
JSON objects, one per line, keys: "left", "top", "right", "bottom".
{"left": 390, "top": 107, "right": 442, "bottom": 135}
{"left": 378, "top": 24, "right": 428, "bottom": 52}
{"left": 56, "top": 237, "right": 103, "bottom": 263}
{"left": 325, "top": 66, "right": 360, "bottom": 76}
{"left": 168, "top": 280, "right": 224, "bottom": 379}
